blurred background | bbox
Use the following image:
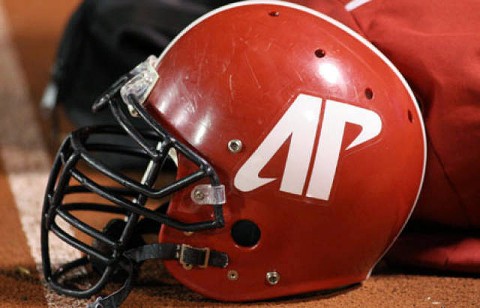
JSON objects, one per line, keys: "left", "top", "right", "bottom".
{"left": 2, "top": 1, "right": 79, "bottom": 149}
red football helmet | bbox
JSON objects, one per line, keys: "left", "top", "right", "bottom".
{"left": 41, "top": 1, "right": 426, "bottom": 306}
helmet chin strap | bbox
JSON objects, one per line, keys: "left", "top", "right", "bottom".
{"left": 89, "top": 242, "right": 229, "bottom": 308}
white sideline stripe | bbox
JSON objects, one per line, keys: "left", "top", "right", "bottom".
{"left": 0, "top": 2, "right": 86, "bottom": 307}
{"left": 345, "top": 0, "right": 372, "bottom": 11}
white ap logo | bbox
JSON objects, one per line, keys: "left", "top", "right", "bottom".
{"left": 234, "top": 94, "right": 382, "bottom": 201}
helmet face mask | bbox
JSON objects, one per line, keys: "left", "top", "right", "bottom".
{"left": 41, "top": 1, "right": 426, "bottom": 305}
{"left": 41, "top": 56, "right": 227, "bottom": 298}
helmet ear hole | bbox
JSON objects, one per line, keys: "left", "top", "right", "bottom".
{"left": 231, "top": 220, "right": 261, "bottom": 248}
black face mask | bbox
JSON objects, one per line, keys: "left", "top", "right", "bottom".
{"left": 41, "top": 56, "right": 228, "bottom": 308}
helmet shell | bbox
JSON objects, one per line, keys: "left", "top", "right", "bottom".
{"left": 145, "top": 1, "right": 426, "bottom": 301}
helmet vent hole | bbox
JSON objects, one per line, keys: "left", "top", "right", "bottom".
{"left": 408, "top": 110, "right": 414, "bottom": 123}
{"left": 365, "top": 88, "right": 374, "bottom": 100}
{"left": 269, "top": 11, "right": 280, "bottom": 17}
{"left": 315, "top": 49, "right": 326, "bottom": 58}
{"left": 231, "top": 220, "right": 261, "bottom": 247}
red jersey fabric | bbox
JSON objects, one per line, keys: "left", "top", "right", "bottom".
{"left": 291, "top": 0, "right": 480, "bottom": 273}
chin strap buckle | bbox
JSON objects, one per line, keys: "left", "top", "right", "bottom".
{"left": 179, "top": 244, "right": 211, "bottom": 270}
